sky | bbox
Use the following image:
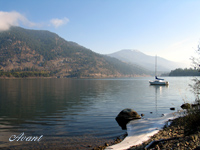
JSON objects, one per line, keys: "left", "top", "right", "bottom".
{"left": 0, "top": 0, "right": 200, "bottom": 67}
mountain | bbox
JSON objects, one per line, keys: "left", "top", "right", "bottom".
{"left": 107, "top": 49, "right": 186, "bottom": 73}
{"left": 0, "top": 27, "right": 150, "bottom": 78}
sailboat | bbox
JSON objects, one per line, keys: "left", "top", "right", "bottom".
{"left": 149, "top": 56, "right": 169, "bottom": 85}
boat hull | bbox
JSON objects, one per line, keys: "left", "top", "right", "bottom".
{"left": 149, "top": 80, "right": 169, "bottom": 85}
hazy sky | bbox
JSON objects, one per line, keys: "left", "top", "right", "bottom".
{"left": 0, "top": 0, "right": 199, "bottom": 66}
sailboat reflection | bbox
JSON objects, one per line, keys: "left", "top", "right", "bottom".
{"left": 150, "top": 85, "right": 169, "bottom": 117}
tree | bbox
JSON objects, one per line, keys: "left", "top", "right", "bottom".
{"left": 190, "top": 45, "right": 200, "bottom": 104}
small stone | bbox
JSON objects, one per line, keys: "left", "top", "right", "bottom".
{"left": 105, "top": 143, "right": 109, "bottom": 146}
{"left": 170, "top": 107, "right": 175, "bottom": 110}
{"left": 163, "top": 131, "right": 167, "bottom": 135}
{"left": 162, "top": 143, "right": 168, "bottom": 148}
{"left": 155, "top": 144, "right": 160, "bottom": 150}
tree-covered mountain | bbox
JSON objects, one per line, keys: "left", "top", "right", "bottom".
{"left": 169, "top": 68, "right": 200, "bottom": 76}
{"left": 0, "top": 27, "right": 150, "bottom": 78}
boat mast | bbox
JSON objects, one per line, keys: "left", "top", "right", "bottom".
{"left": 155, "top": 55, "right": 157, "bottom": 77}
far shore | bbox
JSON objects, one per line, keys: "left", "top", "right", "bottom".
{"left": 0, "top": 75, "right": 151, "bottom": 79}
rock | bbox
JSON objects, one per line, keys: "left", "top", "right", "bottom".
{"left": 191, "top": 134, "right": 199, "bottom": 141}
{"left": 141, "top": 113, "right": 145, "bottom": 117}
{"left": 115, "top": 108, "right": 141, "bottom": 130}
{"left": 155, "top": 144, "right": 160, "bottom": 150}
{"left": 105, "top": 143, "right": 109, "bottom": 146}
{"left": 181, "top": 103, "right": 191, "bottom": 109}
{"left": 170, "top": 107, "right": 175, "bottom": 110}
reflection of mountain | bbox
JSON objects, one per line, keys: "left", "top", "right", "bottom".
{"left": 0, "top": 79, "right": 123, "bottom": 124}
{"left": 0, "top": 78, "right": 129, "bottom": 150}
{"left": 0, "top": 79, "right": 82, "bottom": 121}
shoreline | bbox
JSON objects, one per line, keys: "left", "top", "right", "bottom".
{"left": 128, "top": 110, "right": 200, "bottom": 150}
{"left": 104, "top": 112, "right": 181, "bottom": 150}
{"left": 92, "top": 134, "right": 127, "bottom": 150}
{"left": 0, "top": 75, "right": 151, "bottom": 79}
{"left": 99, "top": 109, "right": 200, "bottom": 150}
{"left": 0, "top": 134, "right": 128, "bottom": 150}
{"left": 128, "top": 112, "right": 200, "bottom": 150}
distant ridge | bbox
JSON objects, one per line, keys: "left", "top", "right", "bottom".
{"left": 107, "top": 49, "right": 186, "bottom": 72}
{"left": 0, "top": 27, "right": 151, "bottom": 78}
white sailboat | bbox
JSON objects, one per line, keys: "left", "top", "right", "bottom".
{"left": 149, "top": 56, "right": 169, "bottom": 85}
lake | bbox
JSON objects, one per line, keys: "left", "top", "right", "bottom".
{"left": 0, "top": 77, "right": 196, "bottom": 149}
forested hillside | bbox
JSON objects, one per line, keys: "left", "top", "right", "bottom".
{"left": 169, "top": 68, "right": 200, "bottom": 76}
{"left": 0, "top": 27, "right": 150, "bottom": 78}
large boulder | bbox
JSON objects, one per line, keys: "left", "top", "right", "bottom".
{"left": 115, "top": 108, "right": 141, "bottom": 130}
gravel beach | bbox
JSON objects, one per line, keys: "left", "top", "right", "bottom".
{"left": 95, "top": 109, "right": 200, "bottom": 150}
{"left": 127, "top": 114, "right": 200, "bottom": 150}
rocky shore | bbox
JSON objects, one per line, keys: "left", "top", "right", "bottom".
{"left": 94, "top": 107, "right": 200, "bottom": 150}
{"left": 127, "top": 113, "right": 200, "bottom": 150}
{"left": 92, "top": 133, "right": 127, "bottom": 150}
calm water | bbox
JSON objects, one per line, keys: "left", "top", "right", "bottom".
{"left": 0, "top": 77, "right": 196, "bottom": 149}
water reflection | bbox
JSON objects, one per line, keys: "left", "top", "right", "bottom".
{"left": 0, "top": 77, "right": 194, "bottom": 149}
{"left": 148, "top": 85, "right": 170, "bottom": 117}
{"left": 0, "top": 79, "right": 118, "bottom": 121}
{"left": 0, "top": 78, "right": 129, "bottom": 149}
{"left": 0, "top": 79, "right": 126, "bottom": 134}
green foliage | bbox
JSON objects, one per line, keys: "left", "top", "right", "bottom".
{"left": 0, "top": 71, "right": 50, "bottom": 77}
{"left": 169, "top": 68, "right": 200, "bottom": 76}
